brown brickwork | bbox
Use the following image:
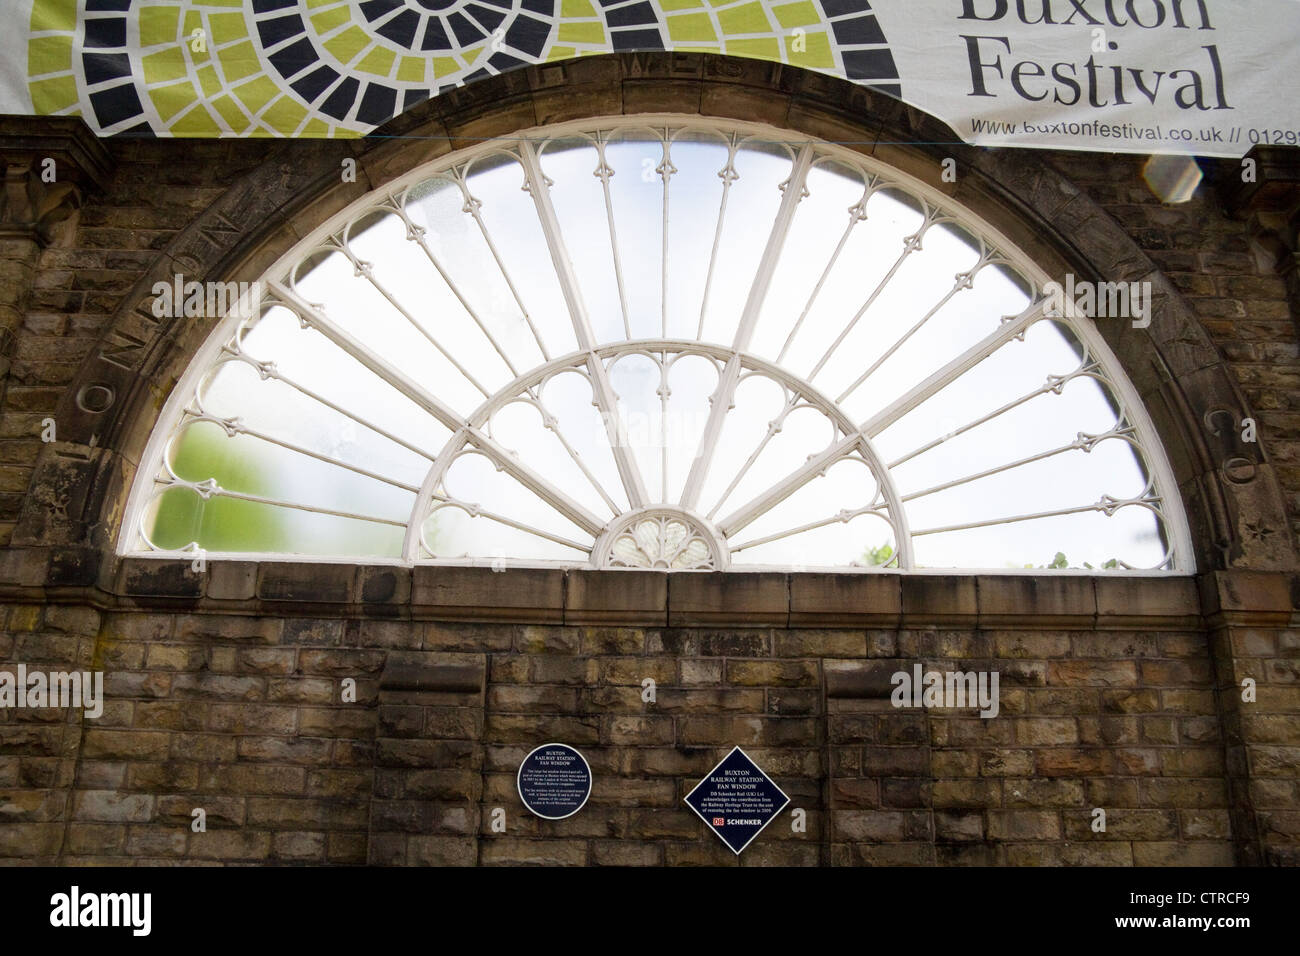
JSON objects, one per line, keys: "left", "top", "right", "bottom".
{"left": 0, "top": 564, "right": 1295, "bottom": 866}
{"left": 0, "top": 55, "right": 1297, "bottom": 866}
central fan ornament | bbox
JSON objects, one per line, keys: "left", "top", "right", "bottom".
{"left": 597, "top": 509, "right": 725, "bottom": 571}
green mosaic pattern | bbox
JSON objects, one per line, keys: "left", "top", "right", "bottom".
{"left": 25, "top": 0, "right": 898, "bottom": 137}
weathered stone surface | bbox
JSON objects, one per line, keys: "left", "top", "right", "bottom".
{"left": 824, "top": 659, "right": 904, "bottom": 699}
{"left": 258, "top": 564, "right": 353, "bottom": 604}
{"left": 789, "top": 574, "right": 901, "bottom": 627}
{"left": 668, "top": 572, "right": 788, "bottom": 626}
{"left": 977, "top": 576, "right": 1097, "bottom": 626}
{"left": 380, "top": 651, "right": 485, "bottom": 695}
{"left": 900, "top": 576, "right": 977, "bottom": 625}
{"left": 567, "top": 569, "right": 666, "bottom": 626}
{"left": 413, "top": 567, "right": 563, "bottom": 622}
{"left": 1095, "top": 577, "right": 1200, "bottom": 626}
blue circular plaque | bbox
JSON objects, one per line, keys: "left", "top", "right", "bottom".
{"left": 517, "top": 743, "right": 592, "bottom": 820}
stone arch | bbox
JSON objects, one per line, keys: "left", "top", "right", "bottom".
{"left": 27, "top": 53, "right": 1295, "bottom": 573}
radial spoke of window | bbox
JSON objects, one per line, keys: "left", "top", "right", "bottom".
{"left": 122, "top": 117, "right": 1194, "bottom": 573}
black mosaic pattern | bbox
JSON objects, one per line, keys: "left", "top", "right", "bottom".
{"left": 286, "top": 0, "right": 564, "bottom": 125}
{"left": 816, "top": 0, "right": 900, "bottom": 99}
{"left": 598, "top": 0, "right": 666, "bottom": 51}
{"left": 67, "top": 0, "right": 903, "bottom": 136}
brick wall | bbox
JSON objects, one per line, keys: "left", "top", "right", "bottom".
{"left": 2, "top": 565, "right": 1293, "bottom": 866}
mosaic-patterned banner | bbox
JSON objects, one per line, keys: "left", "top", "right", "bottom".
{"left": 5, "top": 0, "right": 1300, "bottom": 156}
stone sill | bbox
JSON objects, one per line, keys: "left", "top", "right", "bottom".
{"left": 0, "top": 548, "right": 1282, "bottom": 629}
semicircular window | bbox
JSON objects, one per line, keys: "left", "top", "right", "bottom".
{"left": 122, "top": 118, "right": 1193, "bottom": 572}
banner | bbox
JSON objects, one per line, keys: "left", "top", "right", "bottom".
{"left": 5, "top": 0, "right": 1299, "bottom": 155}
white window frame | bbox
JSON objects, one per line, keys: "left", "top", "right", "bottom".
{"left": 118, "top": 114, "right": 1196, "bottom": 575}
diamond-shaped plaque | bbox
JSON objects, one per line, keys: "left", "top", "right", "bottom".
{"left": 684, "top": 746, "right": 791, "bottom": 855}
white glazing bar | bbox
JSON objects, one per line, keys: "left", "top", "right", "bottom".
{"left": 529, "top": 395, "right": 622, "bottom": 515}
{"left": 450, "top": 166, "right": 552, "bottom": 361}
{"left": 593, "top": 137, "right": 633, "bottom": 340}
{"left": 730, "top": 502, "right": 887, "bottom": 552}
{"left": 715, "top": 431, "right": 912, "bottom": 564}
{"left": 886, "top": 359, "right": 1101, "bottom": 470}
{"left": 836, "top": 267, "right": 981, "bottom": 404}
{"left": 153, "top": 481, "right": 406, "bottom": 528}
{"left": 901, "top": 425, "right": 1136, "bottom": 503}
{"left": 332, "top": 239, "right": 491, "bottom": 398}
{"left": 705, "top": 391, "right": 799, "bottom": 522}
{"left": 517, "top": 139, "right": 649, "bottom": 511}
{"left": 659, "top": 354, "right": 669, "bottom": 502}
{"left": 700, "top": 395, "right": 914, "bottom": 560}
{"left": 407, "top": 428, "right": 473, "bottom": 560}
{"left": 808, "top": 205, "right": 942, "bottom": 382}
{"left": 860, "top": 299, "right": 1046, "bottom": 438}
{"left": 716, "top": 431, "right": 858, "bottom": 536}
{"left": 912, "top": 494, "right": 1164, "bottom": 537}
{"left": 387, "top": 198, "right": 522, "bottom": 378}
{"left": 270, "top": 279, "right": 466, "bottom": 431}
{"left": 679, "top": 145, "right": 814, "bottom": 512}
{"left": 429, "top": 503, "right": 590, "bottom": 553}
{"left": 696, "top": 137, "right": 740, "bottom": 341}
{"left": 182, "top": 410, "right": 422, "bottom": 493}
{"left": 659, "top": 134, "right": 675, "bottom": 339}
{"left": 269, "top": 280, "right": 607, "bottom": 536}
{"left": 221, "top": 346, "right": 440, "bottom": 460}
{"left": 776, "top": 183, "right": 874, "bottom": 365}
{"left": 461, "top": 423, "right": 609, "bottom": 536}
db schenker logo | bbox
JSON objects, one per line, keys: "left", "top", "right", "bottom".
{"left": 712, "top": 817, "right": 725, "bottom": 826}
